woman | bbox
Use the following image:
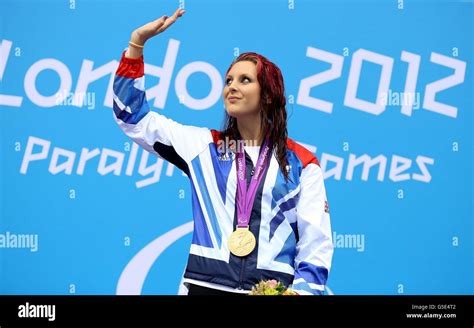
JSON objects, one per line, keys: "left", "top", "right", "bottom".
{"left": 113, "top": 8, "right": 334, "bottom": 295}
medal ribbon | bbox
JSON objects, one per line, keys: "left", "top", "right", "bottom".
{"left": 235, "top": 137, "right": 272, "bottom": 228}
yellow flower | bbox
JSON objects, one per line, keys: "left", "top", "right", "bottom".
{"left": 263, "top": 289, "right": 279, "bottom": 295}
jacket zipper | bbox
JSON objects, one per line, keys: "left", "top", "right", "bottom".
{"left": 238, "top": 258, "right": 246, "bottom": 289}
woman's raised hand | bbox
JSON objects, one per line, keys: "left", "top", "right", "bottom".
{"left": 127, "top": 8, "right": 185, "bottom": 58}
{"left": 132, "top": 8, "right": 185, "bottom": 45}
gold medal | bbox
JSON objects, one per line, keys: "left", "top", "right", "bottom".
{"left": 228, "top": 227, "right": 256, "bottom": 257}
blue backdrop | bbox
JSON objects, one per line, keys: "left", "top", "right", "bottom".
{"left": 0, "top": 0, "right": 472, "bottom": 295}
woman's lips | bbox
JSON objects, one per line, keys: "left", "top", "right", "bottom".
{"left": 228, "top": 97, "right": 241, "bottom": 103}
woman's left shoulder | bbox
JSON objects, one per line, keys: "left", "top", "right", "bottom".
{"left": 285, "top": 137, "right": 320, "bottom": 169}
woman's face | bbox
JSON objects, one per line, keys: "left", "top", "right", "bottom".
{"left": 223, "top": 61, "right": 261, "bottom": 118}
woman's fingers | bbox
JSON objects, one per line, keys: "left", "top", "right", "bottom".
{"left": 151, "top": 15, "right": 168, "bottom": 30}
{"left": 158, "top": 8, "right": 185, "bottom": 32}
{"left": 136, "top": 8, "right": 185, "bottom": 41}
{"left": 160, "top": 8, "right": 183, "bottom": 26}
{"left": 171, "top": 8, "right": 185, "bottom": 18}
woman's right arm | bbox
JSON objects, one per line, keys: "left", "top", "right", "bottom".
{"left": 125, "top": 32, "right": 143, "bottom": 59}
{"left": 113, "top": 9, "right": 212, "bottom": 169}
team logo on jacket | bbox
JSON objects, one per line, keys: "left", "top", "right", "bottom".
{"left": 218, "top": 151, "right": 235, "bottom": 162}
{"left": 325, "top": 201, "right": 329, "bottom": 213}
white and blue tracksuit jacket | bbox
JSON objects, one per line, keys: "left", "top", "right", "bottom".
{"left": 113, "top": 49, "right": 334, "bottom": 295}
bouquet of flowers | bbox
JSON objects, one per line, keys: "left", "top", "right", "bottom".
{"left": 248, "top": 279, "right": 299, "bottom": 295}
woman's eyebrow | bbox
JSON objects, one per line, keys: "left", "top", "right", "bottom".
{"left": 226, "top": 73, "right": 252, "bottom": 78}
